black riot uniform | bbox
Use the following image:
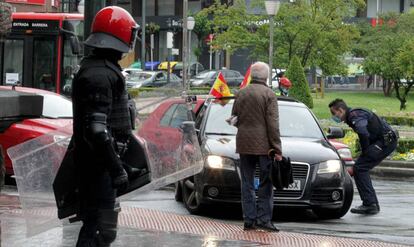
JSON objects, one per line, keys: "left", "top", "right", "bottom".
{"left": 68, "top": 6, "right": 140, "bottom": 247}
{"left": 345, "top": 108, "right": 398, "bottom": 213}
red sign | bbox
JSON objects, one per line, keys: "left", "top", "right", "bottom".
{"left": 6, "top": 0, "right": 45, "bottom": 5}
{"left": 205, "top": 34, "right": 214, "bottom": 44}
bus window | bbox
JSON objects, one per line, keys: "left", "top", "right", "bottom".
{"left": 2, "top": 39, "right": 24, "bottom": 85}
{"left": 62, "top": 20, "right": 84, "bottom": 96}
{"left": 33, "top": 37, "right": 56, "bottom": 92}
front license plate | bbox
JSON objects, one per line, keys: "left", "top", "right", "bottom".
{"left": 285, "top": 180, "right": 301, "bottom": 191}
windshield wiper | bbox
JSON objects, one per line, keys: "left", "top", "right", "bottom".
{"left": 205, "top": 132, "right": 235, "bottom": 136}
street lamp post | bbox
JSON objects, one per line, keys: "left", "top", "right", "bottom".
{"left": 187, "top": 16, "right": 195, "bottom": 89}
{"left": 182, "top": 0, "right": 189, "bottom": 90}
{"left": 265, "top": 0, "right": 280, "bottom": 87}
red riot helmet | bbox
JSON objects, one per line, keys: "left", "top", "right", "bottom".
{"left": 84, "top": 6, "right": 139, "bottom": 53}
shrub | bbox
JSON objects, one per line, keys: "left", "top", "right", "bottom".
{"left": 396, "top": 138, "right": 414, "bottom": 153}
{"left": 285, "top": 56, "right": 313, "bottom": 108}
{"left": 382, "top": 116, "right": 414, "bottom": 127}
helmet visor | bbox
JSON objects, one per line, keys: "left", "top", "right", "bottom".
{"left": 130, "top": 26, "right": 139, "bottom": 51}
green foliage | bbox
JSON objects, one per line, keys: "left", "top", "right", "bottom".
{"left": 249, "top": 0, "right": 363, "bottom": 72}
{"left": 146, "top": 22, "right": 160, "bottom": 34}
{"left": 312, "top": 91, "right": 414, "bottom": 120}
{"left": 286, "top": 56, "right": 313, "bottom": 108}
{"left": 383, "top": 116, "right": 414, "bottom": 127}
{"left": 128, "top": 88, "right": 140, "bottom": 98}
{"left": 396, "top": 139, "right": 414, "bottom": 154}
{"left": 358, "top": 11, "right": 414, "bottom": 110}
{"left": 199, "top": 0, "right": 259, "bottom": 54}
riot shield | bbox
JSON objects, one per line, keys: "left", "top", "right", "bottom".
{"left": 8, "top": 87, "right": 204, "bottom": 237}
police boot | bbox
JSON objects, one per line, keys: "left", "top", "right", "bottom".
{"left": 76, "top": 222, "right": 98, "bottom": 247}
{"left": 96, "top": 208, "right": 119, "bottom": 247}
{"left": 350, "top": 204, "right": 379, "bottom": 215}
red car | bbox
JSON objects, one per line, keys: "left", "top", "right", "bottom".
{"left": 0, "top": 86, "right": 72, "bottom": 177}
{"left": 137, "top": 97, "right": 205, "bottom": 168}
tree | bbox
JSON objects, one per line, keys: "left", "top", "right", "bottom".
{"left": 249, "top": 0, "right": 363, "bottom": 72}
{"left": 286, "top": 56, "right": 313, "bottom": 108}
{"left": 360, "top": 11, "right": 414, "bottom": 110}
{"left": 199, "top": 0, "right": 258, "bottom": 55}
{"left": 193, "top": 11, "right": 212, "bottom": 61}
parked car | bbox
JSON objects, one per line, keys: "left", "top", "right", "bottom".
{"left": 0, "top": 86, "right": 73, "bottom": 176}
{"left": 190, "top": 69, "right": 244, "bottom": 87}
{"left": 125, "top": 71, "right": 182, "bottom": 88}
{"left": 122, "top": 68, "right": 143, "bottom": 77}
{"left": 139, "top": 97, "right": 354, "bottom": 219}
{"left": 172, "top": 62, "right": 205, "bottom": 79}
{"left": 158, "top": 61, "right": 179, "bottom": 73}
{"left": 0, "top": 145, "right": 4, "bottom": 190}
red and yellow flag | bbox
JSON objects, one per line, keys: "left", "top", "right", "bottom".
{"left": 209, "top": 72, "right": 232, "bottom": 98}
{"left": 240, "top": 65, "right": 251, "bottom": 89}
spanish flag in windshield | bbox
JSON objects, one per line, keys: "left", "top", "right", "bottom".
{"left": 240, "top": 65, "right": 251, "bottom": 89}
{"left": 209, "top": 72, "right": 232, "bottom": 98}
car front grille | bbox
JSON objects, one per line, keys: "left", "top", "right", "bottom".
{"left": 255, "top": 162, "right": 310, "bottom": 199}
{"left": 205, "top": 162, "right": 310, "bottom": 201}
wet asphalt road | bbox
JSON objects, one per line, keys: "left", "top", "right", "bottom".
{"left": 1, "top": 177, "right": 413, "bottom": 246}
{"left": 122, "top": 177, "right": 414, "bottom": 246}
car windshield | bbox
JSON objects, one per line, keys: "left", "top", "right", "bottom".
{"left": 204, "top": 102, "right": 324, "bottom": 139}
{"left": 42, "top": 94, "right": 73, "bottom": 118}
{"left": 128, "top": 72, "right": 153, "bottom": 81}
{"left": 195, "top": 71, "right": 215, "bottom": 79}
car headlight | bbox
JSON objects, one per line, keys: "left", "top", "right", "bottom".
{"left": 337, "top": 148, "right": 352, "bottom": 160}
{"left": 206, "top": 155, "right": 235, "bottom": 170}
{"left": 317, "top": 160, "right": 342, "bottom": 174}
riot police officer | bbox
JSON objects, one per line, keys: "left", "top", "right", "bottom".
{"left": 72, "top": 6, "right": 139, "bottom": 246}
{"left": 329, "top": 99, "right": 398, "bottom": 215}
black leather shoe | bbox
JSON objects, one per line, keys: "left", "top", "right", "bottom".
{"left": 350, "top": 204, "right": 379, "bottom": 215}
{"left": 256, "top": 221, "right": 279, "bottom": 232}
{"left": 243, "top": 222, "right": 256, "bottom": 231}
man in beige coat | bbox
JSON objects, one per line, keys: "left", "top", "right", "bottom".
{"left": 232, "top": 62, "right": 282, "bottom": 232}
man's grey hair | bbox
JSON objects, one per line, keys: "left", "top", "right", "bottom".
{"left": 250, "top": 62, "right": 269, "bottom": 83}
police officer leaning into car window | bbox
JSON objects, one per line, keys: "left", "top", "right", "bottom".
{"left": 232, "top": 62, "right": 282, "bottom": 232}
{"left": 71, "top": 7, "right": 141, "bottom": 246}
{"left": 329, "top": 99, "right": 398, "bottom": 215}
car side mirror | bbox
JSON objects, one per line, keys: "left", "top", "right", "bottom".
{"left": 326, "top": 127, "right": 345, "bottom": 139}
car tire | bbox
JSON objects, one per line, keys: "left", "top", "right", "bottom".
{"left": 181, "top": 176, "right": 204, "bottom": 214}
{"left": 313, "top": 173, "right": 354, "bottom": 219}
{"left": 175, "top": 181, "right": 183, "bottom": 202}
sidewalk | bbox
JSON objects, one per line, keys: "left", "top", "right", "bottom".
{"left": 1, "top": 206, "right": 409, "bottom": 247}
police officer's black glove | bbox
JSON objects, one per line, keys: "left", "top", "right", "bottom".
{"left": 110, "top": 165, "right": 129, "bottom": 192}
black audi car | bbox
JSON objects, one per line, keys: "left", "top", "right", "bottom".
{"left": 176, "top": 97, "right": 354, "bottom": 219}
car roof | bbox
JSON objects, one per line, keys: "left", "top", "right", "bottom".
{"left": 206, "top": 96, "right": 307, "bottom": 108}
{"left": 0, "top": 86, "right": 58, "bottom": 96}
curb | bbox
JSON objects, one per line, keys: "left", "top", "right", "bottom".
{"left": 372, "top": 160, "right": 414, "bottom": 179}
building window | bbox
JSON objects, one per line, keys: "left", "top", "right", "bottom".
{"left": 146, "top": 0, "right": 155, "bottom": 16}
{"left": 158, "top": 0, "right": 174, "bottom": 16}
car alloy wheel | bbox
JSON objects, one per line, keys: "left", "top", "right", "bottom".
{"left": 181, "top": 176, "right": 204, "bottom": 214}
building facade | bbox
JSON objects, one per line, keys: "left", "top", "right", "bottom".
{"left": 5, "top": 0, "right": 61, "bottom": 12}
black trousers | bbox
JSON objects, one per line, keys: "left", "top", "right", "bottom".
{"left": 354, "top": 140, "right": 397, "bottom": 206}
{"left": 77, "top": 170, "right": 117, "bottom": 246}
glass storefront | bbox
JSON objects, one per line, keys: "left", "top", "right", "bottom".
{"left": 2, "top": 39, "right": 24, "bottom": 85}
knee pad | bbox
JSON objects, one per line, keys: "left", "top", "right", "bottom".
{"left": 97, "top": 209, "right": 119, "bottom": 244}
